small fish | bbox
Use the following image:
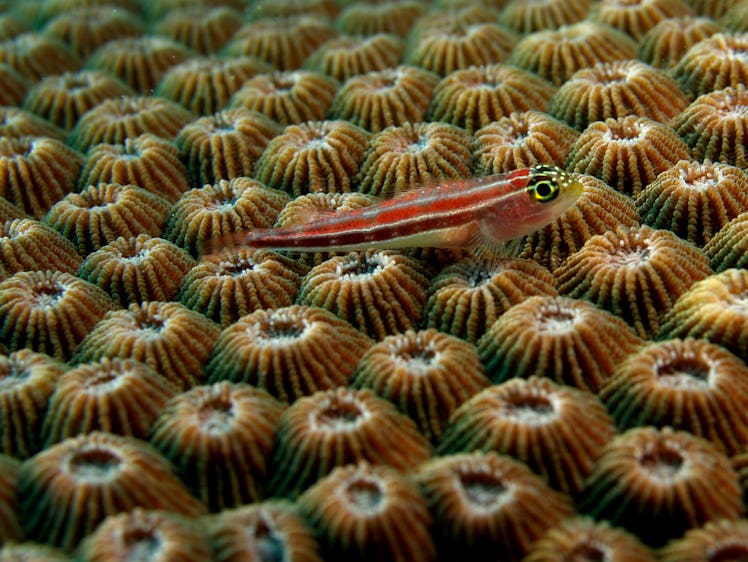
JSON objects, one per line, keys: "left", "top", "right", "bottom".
{"left": 202, "top": 165, "right": 584, "bottom": 256}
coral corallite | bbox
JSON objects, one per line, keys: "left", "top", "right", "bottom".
{"left": 509, "top": 21, "right": 638, "bottom": 86}
{"left": 565, "top": 115, "right": 691, "bottom": 197}
{"left": 23, "top": 70, "right": 135, "bottom": 132}
{"left": 477, "top": 296, "right": 644, "bottom": 392}
{"left": 175, "top": 108, "right": 281, "bottom": 187}
{"left": 638, "top": 15, "right": 722, "bottom": 69}
{"left": 41, "top": 358, "right": 178, "bottom": 446}
{"left": 414, "top": 451, "right": 575, "bottom": 562}
{"left": 254, "top": 120, "right": 370, "bottom": 196}
{"left": 706, "top": 212, "right": 748, "bottom": 271}
{"left": 672, "top": 32, "right": 748, "bottom": 98}
{"left": 149, "top": 382, "right": 284, "bottom": 511}
{"left": 164, "top": 177, "right": 290, "bottom": 257}
{"left": 659, "top": 268, "right": 748, "bottom": 359}
{"left": 355, "top": 121, "right": 473, "bottom": 197}
{"left": 18, "top": 432, "right": 206, "bottom": 552}
{"left": 157, "top": 55, "right": 271, "bottom": 116}
{"left": 78, "top": 134, "right": 190, "bottom": 203}
{"left": 579, "top": 426, "right": 743, "bottom": 546}
{"left": 404, "top": 21, "right": 516, "bottom": 77}
{"left": 591, "top": 0, "right": 695, "bottom": 40}
{"left": 1, "top": 218, "right": 81, "bottom": 275}
{"left": 472, "top": 110, "right": 580, "bottom": 175}
{"left": 154, "top": 6, "right": 242, "bottom": 55}
{"left": 297, "top": 250, "right": 431, "bottom": 340}
{"left": 524, "top": 517, "right": 655, "bottom": 562}
{"left": 206, "top": 305, "right": 372, "bottom": 403}
{"left": 77, "top": 235, "right": 195, "bottom": 307}
{"left": 350, "top": 329, "right": 490, "bottom": 443}
{"left": 439, "top": 377, "right": 617, "bottom": 496}
{"left": 44, "top": 183, "right": 171, "bottom": 256}
{"left": 229, "top": 70, "right": 338, "bottom": 127}
{"left": 423, "top": 257, "right": 558, "bottom": 344}
{"left": 207, "top": 500, "right": 323, "bottom": 562}
{"left": 549, "top": 60, "right": 688, "bottom": 131}
{"left": 76, "top": 508, "right": 213, "bottom": 562}
{"left": 179, "top": 249, "right": 307, "bottom": 328}
{"left": 87, "top": 36, "right": 192, "bottom": 95}
{"left": 636, "top": 159, "right": 748, "bottom": 247}
{"left": 329, "top": 66, "right": 439, "bottom": 134}
{"left": 0, "top": 136, "right": 84, "bottom": 219}
{"left": 298, "top": 462, "right": 436, "bottom": 562}
{"left": 305, "top": 33, "right": 404, "bottom": 83}
{"left": 555, "top": 226, "right": 712, "bottom": 338}
{"left": 69, "top": 96, "right": 194, "bottom": 153}
{"left": 671, "top": 85, "right": 748, "bottom": 169}
{"left": 429, "top": 64, "right": 557, "bottom": 133}
{"left": 600, "top": 338, "right": 748, "bottom": 456}
{"left": 74, "top": 301, "right": 221, "bottom": 391}
{"left": 0, "top": 271, "right": 115, "bottom": 362}
{"left": 0, "top": 350, "right": 66, "bottom": 459}
{"left": 0, "top": 454, "right": 21, "bottom": 547}
{"left": 659, "top": 519, "right": 748, "bottom": 562}
{"left": 499, "top": 0, "right": 591, "bottom": 33}
{"left": 269, "top": 387, "right": 431, "bottom": 498}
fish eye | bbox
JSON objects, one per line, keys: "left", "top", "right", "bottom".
{"left": 530, "top": 177, "right": 560, "bottom": 202}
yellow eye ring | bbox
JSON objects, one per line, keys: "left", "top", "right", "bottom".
{"left": 528, "top": 164, "right": 562, "bottom": 202}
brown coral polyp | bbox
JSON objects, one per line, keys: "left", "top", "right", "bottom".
{"left": 205, "top": 305, "right": 373, "bottom": 403}
{"left": 77, "top": 234, "right": 195, "bottom": 307}
{"left": 330, "top": 66, "right": 439, "bottom": 134}
{"left": 671, "top": 85, "right": 748, "bottom": 169}
{"left": 297, "top": 250, "right": 431, "bottom": 340}
{"left": 269, "top": 387, "right": 431, "bottom": 498}
{"left": 253, "top": 120, "right": 369, "bottom": 196}
{"left": 555, "top": 226, "right": 711, "bottom": 338}
{"left": 44, "top": 182, "right": 171, "bottom": 256}
{"left": 229, "top": 69, "right": 338, "bottom": 127}
{"left": 41, "top": 357, "right": 178, "bottom": 445}
{"left": 0, "top": 271, "right": 115, "bottom": 362}
{"left": 429, "top": 64, "right": 557, "bottom": 133}
{"left": 175, "top": 108, "right": 281, "bottom": 187}
{"left": 355, "top": 121, "right": 473, "bottom": 196}
{"left": 18, "top": 431, "right": 206, "bottom": 552}
{"left": 579, "top": 427, "right": 743, "bottom": 546}
{"left": 415, "top": 451, "right": 574, "bottom": 562}
{"left": 350, "top": 329, "right": 490, "bottom": 443}
{"left": 150, "top": 382, "right": 284, "bottom": 511}
{"left": 299, "top": 463, "right": 436, "bottom": 562}
{"left": 509, "top": 21, "right": 639, "bottom": 86}
{"left": 472, "top": 110, "right": 579, "bottom": 174}
{"left": 565, "top": 115, "right": 691, "bottom": 197}
{"left": 477, "top": 295, "right": 644, "bottom": 392}
{"left": 549, "top": 60, "right": 688, "bottom": 130}
{"left": 73, "top": 301, "right": 221, "bottom": 390}
{"left": 23, "top": 70, "right": 135, "bottom": 132}
{"left": 179, "top": 249, "right": 307, "bottom": 328}
{"left": 636, "top": 159, "right": 748, "bottom": 246}
{"left": 77, "top": 134, "right": 190, "bottom": 203}
{"left": 672, "top": 32, "right": 748, "bottom": 98}
{"left": 424, "top": 257, "right": 558, "bottom": 344}
{"left": 0, "top": 136, "right": 84, "bottom": 219}
{"left": 601, "top": 338, "right": 748, "bottom": 456}
{"left": 0, "top": 218, "right": 81, "bottom": 275}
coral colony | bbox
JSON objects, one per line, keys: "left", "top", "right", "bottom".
{"left": 1, "top": 0, "right": 748, "bottom": 560}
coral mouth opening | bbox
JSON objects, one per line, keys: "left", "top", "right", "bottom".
{"left": 503, "top": 393, "right": 555, "bottom": 424}
{"left": 345, "top": 478, "right": 384, "bottom": 512}
{"left": 460, "top": 472, "right": 507, "bottom": 509}
{"left": 656, "top": 357, "right": 710, "bottom": 389}
{"left": 640, "top": 445, "right": 684, "bottom": 482}
{"left": 71, "top": 447, "right": 122, "bottom": 480}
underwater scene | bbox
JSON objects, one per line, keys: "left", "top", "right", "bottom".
{"left": 0, "top": 0, "right": 748, "bottom": 559}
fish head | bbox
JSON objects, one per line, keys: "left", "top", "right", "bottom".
{"left": 515, "top": 164, "right": 584, "bottom": 233}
